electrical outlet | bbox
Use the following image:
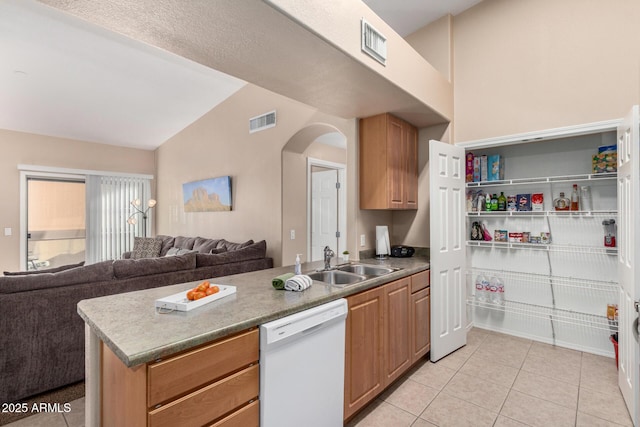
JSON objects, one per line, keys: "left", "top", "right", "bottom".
{"left": 290, "top": 229, "right": 295, "bottom": 240}
{"left": 360, "top": 234, "right": 366, "bottom": 247}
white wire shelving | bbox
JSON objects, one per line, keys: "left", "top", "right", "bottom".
{"left": 466, "top": 210, "right": 618, "bottom": 218}
{"left": 466, "top": 268, "right": 619, "bottom": 294}
{"left": 465, "top": 172, "right": 617, "bottom": 188}
{"left": 466, "top": 240, "right": 618, "bottom": 255}
{"left": 467, "top": 299, "right": 617, "bottom": 333}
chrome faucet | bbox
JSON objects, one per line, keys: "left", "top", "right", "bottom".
{"left": 323, "top": 246, "right": 335, "bottom": 270}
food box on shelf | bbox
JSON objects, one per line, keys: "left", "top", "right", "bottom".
{"left": 487, "top": 154, "right": 505, "bottom": 181}
{"left": 494, "top": 230, "right": 508, "bottom": 242}
{"left": 516, "top": 194, "right": 531, "bottom": 211}
{"left": 592, "top": 152, "right": 617, "bottom": 173}
{"left": 480, "top": 155, "right": 488, "bottom": 182}
{"left": 531, "top": 193, "right": 544, "bottom": 211}
{"left": 155, "top": 285, "right": 237, "bottom": 312}
{"left": 473, "top": 157, "right": 481, "bottom": 182}
{"left": 466, "top": 153, "right": 474, "bottom": 182}
{"left": 508, "top": 232, "right": 523, "bottom": 243}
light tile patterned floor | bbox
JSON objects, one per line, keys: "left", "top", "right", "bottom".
{"left": 6, "top": 328, "right": 632, "bottom": 427}
{"left": 347, "top": 328, "right": 634, "bottom": 427}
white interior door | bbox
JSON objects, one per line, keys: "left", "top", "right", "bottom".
{"left": 617, "top": 105, "right": 640, "bottom": 427}
{"left": 311, "top": 168, "right": 339, "bottom": 261}
{"left": 429, "top": 139, "right": 466, "bottom": 361}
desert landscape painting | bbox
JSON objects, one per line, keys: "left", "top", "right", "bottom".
{"left": 182, "top": 176, "right": 232, "bottom": 212}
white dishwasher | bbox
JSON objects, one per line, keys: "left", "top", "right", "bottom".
{"left": 260, "top": 298, "right": 348, "bottom": 427}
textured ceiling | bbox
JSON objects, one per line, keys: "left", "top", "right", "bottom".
{"left": 0, "top": 0, "right": 246, "bottom": 149}
{"left": 3, "top": 1, "right": 479, "bottom": 149}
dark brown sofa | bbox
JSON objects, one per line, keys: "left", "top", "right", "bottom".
{"left": 0, "top": 238, "right": 272, "bottom": 404}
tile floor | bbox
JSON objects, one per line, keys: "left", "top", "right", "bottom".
{"left": 346, "top": 328, "right": 633, "bottom": 427}
{"left": 5, "top": 328, "right": 632, "bottom": 427}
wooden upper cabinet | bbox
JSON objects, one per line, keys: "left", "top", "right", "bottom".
{"left": 360, "top": 113, "right": 418, "bottom": 210}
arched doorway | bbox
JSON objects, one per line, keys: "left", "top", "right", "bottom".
{"left": 281, "top": 124, "right": 347, "bottom": 265}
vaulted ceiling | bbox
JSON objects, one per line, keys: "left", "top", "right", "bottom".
{"left": 1, "top": 0, "right": 481, "bottom": 150}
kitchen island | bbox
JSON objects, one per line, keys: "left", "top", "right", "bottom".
{"left": 79, "top": 257, "right": 429, "bottom": 426}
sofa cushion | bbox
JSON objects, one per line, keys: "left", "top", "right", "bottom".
{"left": 192, "top": 237, "right": 223, "bottom": 254}
{"left": 165, "top": 248, "right": 198, "bottom": 256}
{"left": 196, "top": 240, "right": 266, "bottom": 267}
{"left": 0, "top": 260, "right": 114, "bottom": 293}
{"left": 4, "top": 261, "right": 85, "bottom": 276}
{"left": 173, "top": 236, "right": 196, "bottom": 250}
{"left": 113, "top": 252, "right": 196, "bottom": 279}
{"left": 156, "top": 235, "right": 176, "bottom": 257}
{"left": 131, "top": 237, "right": 163, "bottom": 259}
{"left": 219, "top": 239, "right": 254, "bottom": 251}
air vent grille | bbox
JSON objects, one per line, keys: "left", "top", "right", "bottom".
{"left": 249, "top": 111, "right": 276, "bottom": 133}
{"left": 361, "top": 18, "right": 387, "bottom": 65}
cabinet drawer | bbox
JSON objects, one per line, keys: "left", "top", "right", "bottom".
{"left": 208, "top": 399, "right": 259, "bottom": 427}
{"left": 148, "top": 364, "right": 259, "bottom": 427}
{"left": 411, "top": 270, "right": 430, "bottom": 293}
{"left": 148, "top": 328, "right": 258, "bottom": 407}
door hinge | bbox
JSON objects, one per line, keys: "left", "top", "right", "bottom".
{"left": 336, "top": 182, "right": 341, "bottom": 190}
{"left": 336, "top": 231, "right": 341, "bottom": 238}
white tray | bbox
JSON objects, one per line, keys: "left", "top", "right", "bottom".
{"left": 155, "top": 284, "right": 236, "bottom": 312}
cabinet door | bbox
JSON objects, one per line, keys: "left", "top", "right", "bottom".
{"left": 404, "top": 122, "right": 418, "bottom": 209}
{"left": 344, "top": 286, "right": 384, "bottom": 420}
{"left": 411, "top": 287, "right": 431, "bottom": 364}
{"left": 387, "top": 115, "right": 405, "bottom": 209}
{"left": 383, "top": 277, "right": 412, "bottom": 387}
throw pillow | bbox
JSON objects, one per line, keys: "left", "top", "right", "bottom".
{"left": 165, "top": 247, "right": 198, "bottom": 257}
{"left": 131, "top": 237, "right": 162, "bottom": 259}
{"left": 221, "top": 239, "right": 254, "bottom": 251}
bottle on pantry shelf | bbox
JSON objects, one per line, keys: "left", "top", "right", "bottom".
{"left": 485, "top": 193, "right": 492, "bottom": 211}
{"left": 570, "top": 184, "right": 579, "bottom": 211}
{"left": 553, "top": 192, "right": 570, "bottom": 211}
{"left": 477, "top": 193, "right": 486, "bottom": 211}
{"left": 475, "top": 274, "right": 489, "bottom": 302}
{"left": 490, "top": 194, "right": 498, "bottom": 211}
{"left": 489, "top": 276, "right": 505, "bottom": 305}
{"left": 481, "top": 221, "right": 493, "bottom": 241}
{"left": 497, "top": 192, "right": 507, "bottom": 211}
{"left": 580, "top": 186, "right": 593, "bottom": 211}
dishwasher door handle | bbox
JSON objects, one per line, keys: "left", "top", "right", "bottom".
{"left": 302, "top": 323, "right": 324, "bottom": 335}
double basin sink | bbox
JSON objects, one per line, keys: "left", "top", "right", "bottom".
{"left": 307, "top": 263, "right": 400, "bottom": 287}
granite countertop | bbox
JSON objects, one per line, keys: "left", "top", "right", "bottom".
{"left": 77, "top": 257, "right": 429, "bottom": 367}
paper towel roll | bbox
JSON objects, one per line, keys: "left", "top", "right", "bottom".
{"left": 376, "top": 225, "right": 390, "bottom": 257}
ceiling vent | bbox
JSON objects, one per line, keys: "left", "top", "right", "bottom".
{"left": 361, "top": 18, "right": 387, "bottom": 65}
{"left": 249, "top": 110, "right": 276, "bottom": 133}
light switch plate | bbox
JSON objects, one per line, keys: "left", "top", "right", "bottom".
{"left": 360, "top": 234, "right": 366, "bottom": 247}
{"left": 290, "top": 229, "right": 295, "bottom": 240}
{"left": 4, "top": 228, "right": 11, "bottom": 236}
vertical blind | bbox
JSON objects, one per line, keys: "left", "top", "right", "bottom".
{"left": 86, "top": 175, "right": 152, "bottom": 264}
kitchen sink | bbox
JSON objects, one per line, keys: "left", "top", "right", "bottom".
{"left": 337, "top": 264, "right": 398, "bottom": 276}
{"left": 307, "top": 270, "right": 367, "bottom": 286}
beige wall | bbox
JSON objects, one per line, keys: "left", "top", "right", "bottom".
{"left": 281, "top": 142, "right": 347, "bottom": 265}
{"left": 155, "top": 84, "right": 355, "bottom": 267}
{"left": 406, "top": 14, "right": 453, "bottom": 82}
{"left": 453, "top": 0, "right": 640, "bottom": 142}
{"left": 0, "top": 129, "right": 155, "bottom": 272}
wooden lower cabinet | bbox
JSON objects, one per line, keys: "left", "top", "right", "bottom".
{"left": 344, "top": 286, "right": 385, "bottom": 420}
{"left": 383, "top": 277, "right": 411, "bottom": 387}
{"left": 101, "top": 328, "right": 259, "bottom": 427}
{"left": 344, "top": 270, "right": 430, "bottom": 422}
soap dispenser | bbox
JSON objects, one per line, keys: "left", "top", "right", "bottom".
{"left": 295, "top": 254, "right": 302, "bottom": 275}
